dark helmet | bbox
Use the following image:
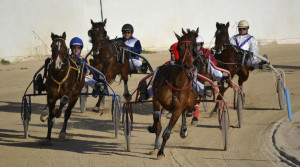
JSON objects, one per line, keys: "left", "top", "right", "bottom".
{"left": 122, "top": 24, "right": 134, "bottom": 33}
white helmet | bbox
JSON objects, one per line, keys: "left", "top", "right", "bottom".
{"left": 238, "top": 20, "right": 249, "bottom": 28}
{"left": 196, "top": 35, "right": 204, "bottom": 46}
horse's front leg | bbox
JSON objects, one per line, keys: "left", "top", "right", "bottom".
{"left": 148, "top": 101, "right": 162, "bottom": 155}
{"left": 123, "top": 79, "right": 130, "bottom": 100}
{"left": 59, "top": 97, "right": 78, "bottom": 140}
{"left": 157, "top": 109, "right": 181, "bottom": 160}
{"left": 54, "top": 95, "right": 69, "bottom": 118}
{"left": 180, "top": 111, "right": 188, "bottom": 138}
{"left": 46, "top": 98, "right": 56, "bottom": 142}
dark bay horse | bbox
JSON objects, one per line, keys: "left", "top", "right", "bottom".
{"left": 148, "top": 28, "right": 198, "bottom": 159}
{"left": 212, "top": 22, "right": 249, "bottom": 113}
{"left": 43, "top": 32, "right": 86, "bottom": 143}
{"left": 88, "top": 19, "right": 130, "bottom": 107}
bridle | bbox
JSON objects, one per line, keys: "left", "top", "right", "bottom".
{"left": 178, "top": 38, "right": 194, "bottom": 68}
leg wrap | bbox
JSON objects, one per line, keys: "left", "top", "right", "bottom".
{"left": 153, "top": 110, "right": 161, "bottom": 121}
{"left": 162, "top": 126, "right": 171, "bottom": 140}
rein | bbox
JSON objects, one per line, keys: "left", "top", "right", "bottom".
{"left": 166, "top": 79, "right": 192, "bottom": 92}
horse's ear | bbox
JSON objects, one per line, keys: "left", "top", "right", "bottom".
{"left": 62, "top": 32, "right": 66, "bottom": 40}
{"left": 182, "top": 28, "right": 186, "bottom": 35}
{"left": 226, "top": 22, "right": 230, "bottom": 29}
{"left": 103, "top": 18, "right": 107, "bottom": 25}
{"left": 174, "top": 32, "right": 180, "bottom": 40}
{"left": 91, "top": 19, "right": 94, "bottom": 25}
{"left": 216, "top": 22, "right": 220, "bottom": 29}
{"left": 51, "top": 32, "right": 55, "bottom": 40}
{"left": 195, "top": 27, "right": 199, "bottom": 35}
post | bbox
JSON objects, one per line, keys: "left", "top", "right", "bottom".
{"left": 100, "top": 0, "right": 103, "bottom": 22}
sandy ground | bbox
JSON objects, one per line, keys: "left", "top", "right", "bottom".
{"left": 0, "top": 44, "right": 299, "bottom": 167}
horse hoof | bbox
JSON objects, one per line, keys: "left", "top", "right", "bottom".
{"left": 209, "top": 111, "right": 217, "bottom": 117}
{"left": 166, "top": 113, "right": 172, "bottom": 119}
{"left": 39, "top": 138, "right": 52, "bottom": 146}
{"left": 54, "top": 109, "right": 62, "bottom": 118}
{"left": 147, "top": 126, "right": 155, "bottom": 133}
{"left": 40, "top": 111, "right": 48, "bottom": 122}
{"left": 180, "top": 131, "right": 188, "bottom": 139}
{"left": 149, "top": 149, "right": 159, "bottom": 156}
{"left": 157, "top": 154, "right": 165, "bottom": 160}
{"left": 191, "top": 117, "right": 198, "bottom": 127}
{"left": 59, "top": 132, "right": 66, "bottom": 140}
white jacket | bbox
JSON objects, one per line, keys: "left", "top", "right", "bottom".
{"left": 230, "top": 34, "right": 259, "bottom": 56}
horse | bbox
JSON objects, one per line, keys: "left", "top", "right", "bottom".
{"left": 43, "top": 32, "right": 86, "bottom": 143}
{"left": 88, "top": 19, "right": 130, "bottom": 110}
{"left": 211, "top": 22, "right": 249, "bottom": 114}
{"left": 147, "top": 28, "right": 198, "bottom": 159}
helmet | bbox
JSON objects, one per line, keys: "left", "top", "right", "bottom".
{"left": 238, "top": 20, "right": 249, "bottom": 28}
{"left": 196, "top": 35, "right": 204, "bottom": 46}
{"left": 122, "top": 24, "right": 134, "bottom": 33}
{"left": 70, "top": 37, "right": 84, "bottom": 47}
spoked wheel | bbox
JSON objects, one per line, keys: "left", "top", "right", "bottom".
{"left": 21, "top": 96, "right": 31, "bottom": 138}
{"left": 220, "top": 107, "right": 229, "bottom": 151}
{"left": 237, "top": 89, "right": 243, "bottom": 128}
{"left": 80, "top": 85, "right": 88, "bottom": 113}
{"left": 124, "top": 104, "right": 131, "bottom": 152}
{"left": 112, "top": 96, "right": 121, "bottom": 139}
{"left": 277, "top": 75, "right": 286, "bottom": 110}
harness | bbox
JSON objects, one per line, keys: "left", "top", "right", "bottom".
{"left": 50, "top": 60, "right": 79, "bottom": 93}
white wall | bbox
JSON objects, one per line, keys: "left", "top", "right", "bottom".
{"left": 1, "top": 0, "right": 300, "bottom": 60}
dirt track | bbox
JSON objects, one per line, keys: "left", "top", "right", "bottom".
{"left": 0, "top": 44, "right": 299, "bottom": 167}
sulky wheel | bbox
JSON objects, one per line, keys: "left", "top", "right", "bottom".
{"left": 220, "top": 107, "right": 229, "bottom": 151}
{"left": 277, "top": 75, "right": 286, "bottom": 110}
{"left": 237, "top": 89, "right": 243, "bottom": 128}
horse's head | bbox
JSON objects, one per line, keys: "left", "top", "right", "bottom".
{"left": 175, "top": 28, "right": 199, "bottom": 69}
{"left": 50, "top": 32, "right": 68, "bottom": 70}
{"left": 214, "top": 22, "right": 230, "bottom": 54}
{"left": 88, "top": 19, "right": 108, "bottom": 55}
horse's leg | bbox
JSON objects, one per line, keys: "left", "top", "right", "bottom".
{"left": 123, "top": 79, "right": 130, "bottom": 99}
{"left": 59, "top": 97, "right": 78, "bottom": 140}
{"left": 54, "top": 95, "right": 68, "bottom": 118}
{"left": 157, "top": 109, "right": 181, "bottom": 159}
{"left": 46, "top": 98, "right": 56, "bottom": 142}
{"left": 148, "top": 100, "right": 163, "bottom": 155}
{"left": 180, "top": 111, "right": 188, "bottom": 138}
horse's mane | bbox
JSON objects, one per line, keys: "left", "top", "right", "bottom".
{"left": 180, "top": 29, "right": 198, "bottom": 41}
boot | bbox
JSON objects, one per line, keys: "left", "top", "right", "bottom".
{"left": 138, "top": 81, "right": 149, "bottom": 101}
{"left": 220, "top": 73, "right": 229, "bottom": 87}
{"left": 141, "top": 60, "right": 148, "bottom": 73}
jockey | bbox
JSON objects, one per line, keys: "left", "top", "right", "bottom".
{"left": 69, "top": 37, "right": 105, "bottom": 97}
{"left": 117, "top": 24, "right": 148, "bottom": 73}
{"left": 195, "top": 35, "right": 229, "bottom": 86}
{"left": 230, "top": 20, "right": 268, "bottom": 70}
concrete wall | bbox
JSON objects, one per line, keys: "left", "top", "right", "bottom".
{"left": 1, "top": 0, "right": 300, "bottom": 60}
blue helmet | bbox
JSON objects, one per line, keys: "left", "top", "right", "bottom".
{"left": 70, "top": 37, "right": 84, "bottom": 47}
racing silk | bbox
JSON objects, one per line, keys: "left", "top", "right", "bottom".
{"left": 72, "top": 54, "right": 90, "bottom": 74}
{"left": 118, "top": 37, "right": 142, "bottom": 59}
{"left": 199, "top": 48, "right": 217, "bottom": 66}
{"left": 230, "top": 34, "right": 259, "bottom": 56}
{"left": 170, "top": 43, "right": 179, "bottom": 61}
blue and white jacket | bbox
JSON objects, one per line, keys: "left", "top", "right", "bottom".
{"left": 230, "top": 34, "right": 259, "bottom": 56}
{"left": 118, "top": 37, "right": 142, "bottom": 59}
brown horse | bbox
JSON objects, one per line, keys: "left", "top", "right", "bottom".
{"left": 147, "top": 28, "right": 198, "bottom": 159}
{"left": 44, "top": 32, "right": 86, "bottom": 143}
{"left": 88, "top": 19, "right": 130, "bottom": 108}
{"left": 212, "top": 22, "right": 249, "bottom": 114}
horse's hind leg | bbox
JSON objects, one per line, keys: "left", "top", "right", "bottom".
{"left": 59, "top": 97, "right": 78, "bottom": 140}
{"left": 157, "top": 109, "right": 181, "bottom": 159}
{"left": 45, "top": 98, "right": 56, "bottom": 143}
{"left": 123, "top": 79, "right": 130, "bottom": 100}
{"left": 180, "top": 111, "right": 188, "bottom": 138}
